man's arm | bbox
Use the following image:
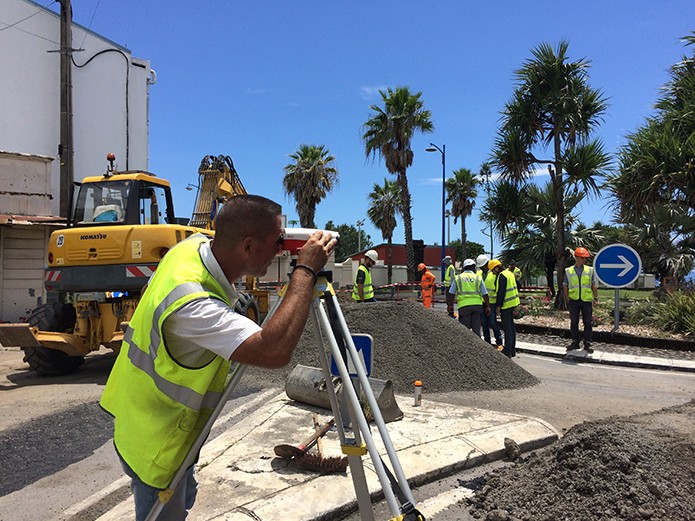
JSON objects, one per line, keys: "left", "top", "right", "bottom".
{"left": 496, "top": 275, "right": 507, "bottom": 308}
{"left": 230, "top": 231, "right": 336, "bottom": 368}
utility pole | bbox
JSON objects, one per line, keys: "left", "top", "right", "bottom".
{"left": 59, "top": 0, "right": 74, "bottom": 219}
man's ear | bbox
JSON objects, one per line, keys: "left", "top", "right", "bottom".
{"left": 240, "top": 236, "right": 255, "bottom": 256}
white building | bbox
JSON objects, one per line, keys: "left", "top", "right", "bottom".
{"left": 0, "top": 0, "right": 153, "bottom": 321}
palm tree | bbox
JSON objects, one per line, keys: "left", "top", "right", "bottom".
{"left": 482, "top": 180, "right": 603, "bottom": 296}
{"left": 445, "top": 167, "right": 479, "bottom": 260}
{"left": 367, "top": 179, "right": 402, "bottom": 284}
{"left": 362, "top": 86, "right": 433, "bottom": 281}
{"left": 491, "top": 41, "right": 611, "bottom": 308}
{"left": 608, "top": 33, "right": 695, "bottom": 271}
{"left": 283, "top": 144, "right": 338, "bottom": 228}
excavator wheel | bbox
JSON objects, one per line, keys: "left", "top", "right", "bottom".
{"left": 22, "top": 303, "right": 84, "bottom": 376}
{"left": 234, "top": 293, "right": 260, "bottom": 325}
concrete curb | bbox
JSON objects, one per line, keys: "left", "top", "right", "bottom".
{"left": 516, "top": 341, "right": 695, "bottom": 373}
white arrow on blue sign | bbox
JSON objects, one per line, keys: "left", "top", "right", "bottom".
{"left": 594, "top": 244, "right": 642, "bottom": 288}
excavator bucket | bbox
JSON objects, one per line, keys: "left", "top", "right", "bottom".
{"left": 285, "top": 364, "right": 404, "bottom": 423}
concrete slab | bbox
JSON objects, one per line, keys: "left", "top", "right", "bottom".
{"left": 95, "top": 395, "right": 559, "bottom": 521}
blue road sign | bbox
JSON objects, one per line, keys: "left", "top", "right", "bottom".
{"left": 594, "top": 244, "right": 642, "bottom": 288}
{"left": 331, "top": 334, "right": 373, "bottom": 377}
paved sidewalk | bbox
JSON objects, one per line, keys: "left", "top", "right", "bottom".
{"left": 94, "top": 395, "right": 559, "bottom": 521}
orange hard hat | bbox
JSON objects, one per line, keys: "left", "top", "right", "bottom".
{"left": 574, "top": 247, "right": 591, "bottom": 258}
{"left": 418, "top": 263, "right": 427, "bottom": 271}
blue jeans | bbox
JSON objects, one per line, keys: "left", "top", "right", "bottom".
{"left": 119, "top": 455, "right": 197, "bottom": 521}
{"left": 482, "top": 303, "right": 503, "bottom": 345}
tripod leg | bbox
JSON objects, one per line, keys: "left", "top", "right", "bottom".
{"left": 314, "top": 300, "right": 405, "bottom": 517}
{"left": 309, "top": 300, "right": 376, "bottom": 521}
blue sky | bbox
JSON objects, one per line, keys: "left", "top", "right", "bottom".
{"left": 58, "top": 1, "right": 692, "bottom": 255}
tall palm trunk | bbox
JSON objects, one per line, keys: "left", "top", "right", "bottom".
{"left": 387, "top": 238, "right": 393, "bottom": 285}
{"left": 552, "top": 132, "right": 567, "bottom": 309}
{"left": 397, "top": 170, "right": 416, "bottom": 281}
{"left": 461, "top": 219, "right": 468, "bottom": 260}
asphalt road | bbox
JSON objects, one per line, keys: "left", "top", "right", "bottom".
{"left": 0, "top": 348, "right": 693, "bottom": 521}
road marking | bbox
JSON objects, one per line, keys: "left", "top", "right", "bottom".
{"left": 417, "top": 487, "right": 474, "bottom": 517}
{"left": 62, "top": 476, "right": 130, "bottom": 518}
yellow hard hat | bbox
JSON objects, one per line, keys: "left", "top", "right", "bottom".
{"left": 488, "top": 259, "right": 502, "bottom": 270}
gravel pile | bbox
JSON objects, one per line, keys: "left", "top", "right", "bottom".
{"left": 248, "top": 300, "right": 539, "bottom": 393}
{"left": 463, "top": 399, "right": 695, "bottom": 521}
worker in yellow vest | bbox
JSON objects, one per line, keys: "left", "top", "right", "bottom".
{"left": 447, "top": 258, "right": 490, "bottom": 336}
{"left": 100, "top": 195, "right": 337, "bottom": 520}
{"left": 491, "top": 259, "right": 520, "bottom": 358}
{"left": 443, "top": 255, "right": 455, "bottom": 287}
{"left": 352, "top": 249, "right": 378, "bottom": 302}
{"left": 564, "top": 247, "right": 599, "bottom": 353}
{"left": 477, "top": 254, "right": 504, "bottom": 350}
{"left": 418, "top": 262, "right": 437, "bottom": 308}
{"left": 509, "top": 259, "right": 522, "bottom": 287}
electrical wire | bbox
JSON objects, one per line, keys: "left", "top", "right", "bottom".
{"left": 78, "top": 0, "right": 101, "bottom": 50}
{"left": 0, "top": 0, "right": 57, "bottom": 33}
{"left": 73, "top": 49, "right": 131, "bottom": 169}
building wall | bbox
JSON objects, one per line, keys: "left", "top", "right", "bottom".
{"left": 1, "top": 0, "right": 152, "bottom": 215}
{"left": 0, "top": 0, "right": 151, "bottom": 321}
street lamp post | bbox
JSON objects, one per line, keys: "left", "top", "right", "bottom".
{"left": 356, "top": 219, "right": 365, "bottom": 252}
{"left": 426, "top": 143, "right": 446, "bottom": 291}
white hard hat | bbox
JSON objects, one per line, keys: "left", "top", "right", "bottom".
{"left": 463, "top": 258, "right": 476, "bottom": 269}
{"left": 365, "top": 250, "right": 378, "bottom": 262}
{"left": 476, "top": 254, "right": 489, "bottom": 268}
{"left": 442, "top": 255, "right": 452, "bottom": 263}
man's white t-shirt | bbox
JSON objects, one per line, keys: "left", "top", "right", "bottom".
{"left": 162, "top": 241, "right": 262, "bottom": 367}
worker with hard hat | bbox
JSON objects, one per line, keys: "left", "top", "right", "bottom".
{"left": 564, "top": 247, "right": 599, "bottom": 353}
{"left": 352, "top": 249, "right": 378, "bottom": 302}
{"left": 447, "top": 258, "right": 490, "bottom": 336}
{"left": 490, "top": 259, "right": 520, "bottom": 358}
{"left": 418, "top": 262, "right": 437, "bottom": 308}
{"left": 477, "top": 254, "right": 504, "bottom": 350}
{"left": 442, "top": 255, "right": 456, "bottom": 299}
{"left": 508, "top": 260, "right": 522, "bottom": 289}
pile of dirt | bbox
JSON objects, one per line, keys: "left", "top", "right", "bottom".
{"left": 248, "top": 300, "right": 539, "bottom": 393}
{"left": 463, "top": 399, "right": 695, "bottom": 521}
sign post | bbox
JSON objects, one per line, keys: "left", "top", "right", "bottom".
{"left": 594, "top": 244, "right": 642, "bottom": 331}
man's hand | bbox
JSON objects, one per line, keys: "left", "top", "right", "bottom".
{"left": 296, "top": 231, "right": 338, "bottom": 274}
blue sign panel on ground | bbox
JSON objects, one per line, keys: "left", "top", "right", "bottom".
{"left": 331, "top": 334, "right": 373, "bottom": 377}
{"left": 594, "top": 244, "right": 642, "bottom": 288}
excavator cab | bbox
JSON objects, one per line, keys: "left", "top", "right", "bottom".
{"left": 72, "top": 176, "right": 176, "bottom": 226}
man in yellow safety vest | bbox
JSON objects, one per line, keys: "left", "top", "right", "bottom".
{"left": 564, "top": 247, "right": 599, "bottom": 353}
{"left": 447, "top": 258, "right": 490, "bottom": 336}
{"left": 491, "top": 259, "right": 520, "bottom": 358}
{"left": 352, "top": 249, "right": 378, "bottom": 302}
{"left": 100, "top": 195, "right": 337, "bottom": 520}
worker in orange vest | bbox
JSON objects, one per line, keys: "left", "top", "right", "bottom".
{"left": 418, "top": 263, "right": 436, "bottom": 308}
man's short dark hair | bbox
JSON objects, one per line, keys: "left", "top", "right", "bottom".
{"left": 213, "top": 195, "right": 282, "bottom": 246}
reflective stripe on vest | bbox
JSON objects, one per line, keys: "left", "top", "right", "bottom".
{"left": 100, "top": 235, "right": 232, "bottom": 488}
{"left": 352, "top": 264, "right": 374, "bottom": 300}
{"left": 482, "top": 271, "right": 497, "bottom": 301}
{"left": 498, "top": 270, "right": 520, "bottom": 309}
{"left": 566, "top": 266, "right": 594, "bottom": 302}
{"left": 455, "top": 271, "right": 482, "bottom": 308}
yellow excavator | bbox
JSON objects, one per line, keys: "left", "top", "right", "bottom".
{"left": 0, "top": 154, "right": 269, "bottom": 375}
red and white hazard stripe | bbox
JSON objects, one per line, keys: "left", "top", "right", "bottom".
{"left": 45, "top": 270, "right": 62, "bottom": 282}
{"left": 126, "top": 265, "right": 157, "bottom": 278}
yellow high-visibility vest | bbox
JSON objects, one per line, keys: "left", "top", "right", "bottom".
{"left": 101, "top": 235, "right": 231, "bottom": 488}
